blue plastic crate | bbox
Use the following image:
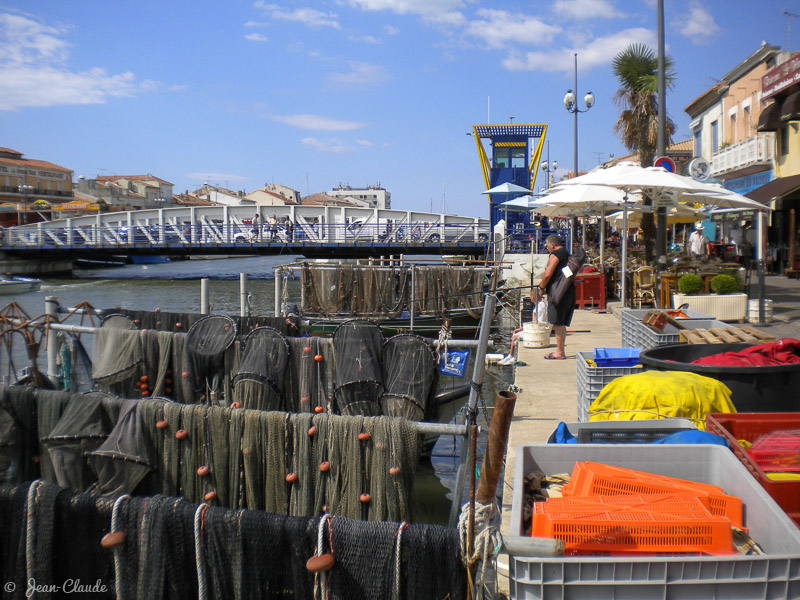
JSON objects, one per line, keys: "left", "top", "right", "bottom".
{"left": 592, "top": 347, "right": 641, "bottom": 367}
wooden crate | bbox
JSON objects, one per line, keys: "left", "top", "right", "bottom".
{"left": 679, "top": 325, "right": 775, "bottom": 345}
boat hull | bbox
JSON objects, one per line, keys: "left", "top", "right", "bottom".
{"left": 0, "top": 277, "right": 42, "bottom": 294}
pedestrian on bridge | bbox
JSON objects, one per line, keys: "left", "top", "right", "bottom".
{"left": 252, "top": 213, "right": 260, "bottom": 241}
{"left": 268, "top": 214, "right": 278, "bottom": 242}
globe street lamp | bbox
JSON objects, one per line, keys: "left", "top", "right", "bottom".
{"left": 540, "top": 142, "right": 558, "bottom": 192}
{"left": 564, "top": 53, "right": 594, "bottom": 244}
{"left": 18, "top": 184, "right": 34, "bottom": 226}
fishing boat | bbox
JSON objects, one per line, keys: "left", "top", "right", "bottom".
{"left": 0, "top": 275, "right": 42, "bottom": 294}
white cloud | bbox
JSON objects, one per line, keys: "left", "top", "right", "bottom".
{"left": 272, "top": 113, "right": 366, "bottom": 131}
{"left": 675, "top": 1, "right": 720, "bottom": 45}
{"left": 346, "top": 0, "right": 464, "bottom": 24}
{"left": 348, "top": 34, "right": 379, "bottom": 43}
{"left": 244, "top": 20, "right": 269, "bottom": 27}
{"left": 501, "top": 27, "right": 655, "bottom": 72}
{"left": 384, "top": 25, "right": 400, "bottom": 35}
{"left": 552, "top": 0, "right": 623, "bottom": 20}
{"left": 254, "top": 3, "right": 341, "bottom": 28}
{"left": 357, "top": 139, "right": 375, "bottom": 146}
{"left": 0, "top": 13, "right": 158, "bottom": 111}
{"left": 326, "top": 61, "right": 388, "bottom": 87}
{"left": 302, "top": 137, "right": 358, "bottom": 154}
{"left": 464, "top": 9, "right": 561, "bottom": 49}
{"left": 244, "top": 33, "right": 268, "bottom": 42}
{"left": 186, "top": 172, "right": 249, "bottom": 183}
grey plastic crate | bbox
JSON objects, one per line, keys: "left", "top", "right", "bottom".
{"left": 577, "top": 351, "right": 643, "bottom": 422}
{"left": 625, "top": 319, "right": 730, "bottom": 351}
{"left": 621, "top": 308, "right": 712, "bottom": 348}
{"left": 548, "top": 418, "right": 697, "bottom": 443}
{"left": 508, "top": 444, "right": 800, "bottom": 600}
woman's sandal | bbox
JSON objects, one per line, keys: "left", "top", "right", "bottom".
{"left": 543, "top": 353, "right": 566, "bottom": 360}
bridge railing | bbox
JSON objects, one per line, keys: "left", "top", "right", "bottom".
{"left": 4, "top": 221, "right": 492, "bottom": 248}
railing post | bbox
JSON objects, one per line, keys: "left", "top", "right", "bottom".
{"left": 45, "top": 296, "right": 58, "bottom": 379}
{"left": 274, "top": 267, "right": 282, "bottom": 317}
{"left": 158, "top": 209, "right": 165, "bottom": 243}
{"left": 240, "top": 272, "right": 248, "bottom": 317}
{"left": 66, "top": 218, "right": 73, "bottom": 246}
{"left": 200, "top": 278, "right": 209, "bottom": 314}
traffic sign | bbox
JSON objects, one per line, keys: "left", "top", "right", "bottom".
{"left": 653, "top": 156, "right": 675, "bottom": 172}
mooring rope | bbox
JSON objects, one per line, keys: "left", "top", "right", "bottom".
{"left": 313, "top": 514, "right": 333, "bottom": 600}
{"left": 110, "top": 494, "right": 130, "bottom": 600}
{"left": 457, "top": 499, "right": 502, "bottom": 587}
{"left": 25, "top": 479, "right": 42, "bottom": 585}
{"left": 393, "top": 521, "right": 408, "bottom": 600}
{"left": 193, "top": 502, "right": 209, "bottom": 600}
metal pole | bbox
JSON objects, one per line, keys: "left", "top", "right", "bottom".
{"left": 757, "top": 210, "right": 765, "bottom": 324}
{"left": 621, "top": 196, "right": 628, "bottom": 308}
{"left": 448, "top": 292, "right": 497, "bottom": 528}
{"left": 274, "top": 267, "right": 282, "bottom": 317}
{"left": 656, "top": 0, "right": 668, "bottom": 263}
{"left": 573, "top": 53, "right": 578, "bottom": 181}
{"left": 409, "top": 265, "right": 415, "bottom": 332}
{"left": 200, "top": 278, "right": 209, "bottom": 314}
{"left": 240, "top": 272, "right": 248, "bottom": 317}
{"left": 45, "top": 296, "right": 58, "bottom": 379}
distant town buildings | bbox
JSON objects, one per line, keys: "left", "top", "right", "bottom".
{"left": 0, "top": 148, "right": 73, "bottom": 225}
{"left": 92, "top": 174, "right": 175, "bottom": 208}
{"left": 327, "top": 183, "right": 391, "bottom": 209}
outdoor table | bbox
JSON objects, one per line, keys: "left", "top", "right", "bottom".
{"left": 660, "top": 271, "right": 718, "bottom": 308}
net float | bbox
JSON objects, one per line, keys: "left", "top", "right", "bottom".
{"left": 319, "top": 461, "right": 331, "bottom": 472}
{"left": 358, "top": 432, "right": 371, "bottom": 442}
{"left": 182, "top": 371, "right": 190, "bottom": 378}
{"left": 197, "top": 466, "right": 210, "bottom": 477}
{"left": 204, "top": 490, "right": 217, "bottom": 502}
{"left": 165, "top": 388, "right": 172, "bottom": 394}
{"left": 303, "top": 347, "right": 311, "bottom": 353}
{"left": 389, "top": 466, "right": 401, "bottom": 476}
{"left": 156, "top": 321, "right": 161, "bottom": 327}
{"left": 134, "top": 319, "right": 140, "bottom": 324}
{"left": 32, "top": 455, "right": 40, "bottom": 464}
{"left": 314, "top": 406, "right": 324, "bottom": 414}
{"left": 231, "top": 402, "right": 242, "bottom": 409}
{"left": 141, "top": 391, "right": 150, "bottom": 397}
{"left": 156, "top": 420, "right": 168, "bottom": 429}
{"left": 300, "top": 396, "right": 310, "bottom": 403}
{"left": 306, "top": 553, "right": 334, "bottom": 573}
{"left": 285, "top": 472, "right": 298, "bottom": 483}
{"left": 308, "top": 426, "right": 317, "bottom": 436}
{"left": 140, "top": 375, "right": 149, "bottom": 383}
{"left": 101, "top": 531, "right": 126, "bottom": 549}
{"left": 154, "top": 308, "right": 161, "bottom": 312}
{"left": 314, "top": 355, "right": 323, "bottom": 362}
{"left": 375, "top": 442, "right": 386, "bottom": 451}
{"left": 359, "top": 493, "right": 371, "bottom": 503}
{"left": 165, "top": 378, "right": 173, "bottom": 385}
{"left": 175, "top": 322, "right": 182, "bottom": 328}
{"left": 175, "top": 429, "right": 188, "bottom": 440}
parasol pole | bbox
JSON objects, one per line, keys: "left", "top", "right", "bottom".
{"left": 757, "top": 209, "right": 766, "bottom": 324}
{"left": 621, "top": 193, "right": 628, "bottom": 308}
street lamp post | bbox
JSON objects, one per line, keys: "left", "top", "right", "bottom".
{"left": 18, "top": 184, "right": 34, "bottom": 227}
{"left": 564, "top": 53, "right": 595, "bottom": 246}
{"left": 540, "top": 141, "right": 558, "bottom": 192}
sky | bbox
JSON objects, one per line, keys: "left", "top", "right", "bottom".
{"left": 0, "top": 0, "right": 789, "bottom": 217}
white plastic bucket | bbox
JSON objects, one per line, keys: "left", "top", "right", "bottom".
{"left": 522, "top": 322, "right": 551, "bottom": 348}
{"left": 747, "top": 299, "right": 773, "bottom": 323}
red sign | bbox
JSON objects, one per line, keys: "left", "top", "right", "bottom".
{"left": 654, "top": 156, "right": 675, "bottom": 172}
{"left": 763, "top": 53, "right": 800, "bottom": 100}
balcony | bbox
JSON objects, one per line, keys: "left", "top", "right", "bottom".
{"left": 709, "top": 133, "right": 774, "bottom": 177}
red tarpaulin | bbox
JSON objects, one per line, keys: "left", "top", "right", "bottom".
{"left": 691, "top": 338, "right": 800, "bottom": 367}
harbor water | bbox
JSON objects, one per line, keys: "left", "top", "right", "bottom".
{"left": 0, "top": 255, "right": 516, "bottom": 526}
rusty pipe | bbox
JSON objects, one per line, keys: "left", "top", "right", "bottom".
{"left": 476, "top": 389, "right": 517, "bottom": 504}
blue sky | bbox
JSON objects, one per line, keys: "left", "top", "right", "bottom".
{"left": 0, "top": 0, "right": 788, "bottom": 217}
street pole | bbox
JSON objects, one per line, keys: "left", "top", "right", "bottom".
{"left": 656, "top": 0, "right": 667, "bottom": 266}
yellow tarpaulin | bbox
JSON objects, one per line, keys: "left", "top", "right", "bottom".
{"left": 588, "top": 371, "right": 737, "bottom": 429}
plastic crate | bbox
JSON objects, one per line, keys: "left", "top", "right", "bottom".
{"left": 624, "top": 318, "right": 731, "bottom": 351}
{"left": 707, "top": 413, "right": 800, "bottom": 527}
{"left": 620, "top": 309, "right": 711, "bottom": 347}
{"left": 576, "top": 352, "right": 643, "bottom": 422}
{"left": 531, "top": 494, "right": 736, "bottom": 556}
{"left": 749, "top": 429, "right": 800, "bottom": 472}
{"left": 548, "top": 419, "right": 697, "bottom": 444}
{"left": 593, "top": 347, "right": 641, "bottom": 367}
{"left": 507, "top": 444, "right": 800, "bottom": 600}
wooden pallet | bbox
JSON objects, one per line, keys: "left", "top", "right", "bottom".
{"left": 679, "top": 325, "right": 775, "bottom": 345}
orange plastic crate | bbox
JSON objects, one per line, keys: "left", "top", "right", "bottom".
{"left": 563, "top": 461, "right": 743, "bottom": 527}
{"left": 531, "top": 494, "right": 736, "bottom": 556}
{"left": 749, "top": 429, "right": 800, "bottom": 472}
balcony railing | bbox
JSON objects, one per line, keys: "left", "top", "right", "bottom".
{"left": 709, "top": 133, "right": 774, "bottom": 176}
{"left": 0, "top": 186, "right": 74, "bottom": 198}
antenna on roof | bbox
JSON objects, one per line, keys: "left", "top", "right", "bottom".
{"left": 784, "top": 10, "right": 800, "bottom": 52}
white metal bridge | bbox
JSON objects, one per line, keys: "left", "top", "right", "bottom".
{"left": 2, "top": 205, "right": 491, "bottom": 259}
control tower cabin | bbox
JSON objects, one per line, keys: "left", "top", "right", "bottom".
{"left": 473, "top": 123, "right": 547, "bottom": 231}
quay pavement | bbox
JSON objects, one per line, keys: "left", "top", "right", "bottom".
{"left": 496, "top": 274, "right": 800, "bottom": 592}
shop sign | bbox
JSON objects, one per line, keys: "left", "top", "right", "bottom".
{"left": 763, "top": 54, "right": 800, "bottom": 100}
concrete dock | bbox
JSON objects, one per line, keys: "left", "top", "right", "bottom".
{"left": 496, "top": 274, "right": 800, "bottom": 592}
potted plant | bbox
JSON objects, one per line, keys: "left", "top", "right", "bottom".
{"left": 673, "top": 272, "right": 748, "bottom": 322}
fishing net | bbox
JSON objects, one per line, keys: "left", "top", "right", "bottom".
{"left": 100, "top": 313, "right": 137, "bottom": 330}
{"left": 55, "top": 333, "right": 93, "bottom": 393}
{"left": 404, "top": 522, "right": 467, "bottom": 599}
{"left": 332, "top": 320, "right": 384, "bottom": 416}
{"left": 300, "top": 263, "right": 357, "bottom": 315}
{"left": 141, "top": 329, "right": 176, "bottom": 400}
{"left": 40, "top": 394, "right": 111, "bottom": 491}
{"left": 0, "top": 482, "right": 30, "bottom": 598}
{"left": 115, "top": 494, "right": 198, "bottom": 600}
{"left": 380, "top": 334, "right": 438, "bottom": 421}
{"left": 184, "top": 315, "right": 237, "bottom": 403}
{"left": 233, "top": 327, "right": 290, "bottom": 411}
{"left": 104, "top": 308, "right": 305, "bottom": 337}
{"left": 285, "top": 337, "right": 332, "bottom": 413}
{"left": 412, "top": 266, "right": 485, "bottom": 318}
{"left": 87, "top": 399, "right": 156, "bottom": 497}
{"left": 92, "top": 325, "right": 142, "bottom": 396}
{"left": 201, "top": 506, "right": 317, "bottom": 599}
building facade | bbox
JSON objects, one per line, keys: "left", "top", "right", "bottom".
{"left": 327, "top": 184, "right": 391, "bottom": 209}
{"left": 0, "top": 148, "right": 73, "bottom": 225}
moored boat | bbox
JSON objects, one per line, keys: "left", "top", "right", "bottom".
{"left": 0, "top": 275, "right": 42, "bottom": 294}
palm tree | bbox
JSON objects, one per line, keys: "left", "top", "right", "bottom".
{"left": 612, "top": 43, "right": 676, "bottom": 260}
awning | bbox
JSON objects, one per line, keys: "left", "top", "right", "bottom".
{"left": 780, "top": 90, "right": 800, "bottom": 122}
{"left": 757, "top": 100, "right": 782, "bottom": 132}
{"left": 746, "top": 174, "right": 800, "bottom": 203}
